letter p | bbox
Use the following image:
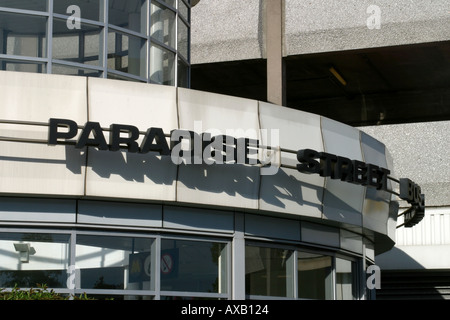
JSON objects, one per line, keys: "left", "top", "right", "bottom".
{"left": 48, "top": 118, "right": 78, "bottom": 145}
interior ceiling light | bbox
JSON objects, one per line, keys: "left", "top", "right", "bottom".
{"left": 329, "top": 66, "right": 347, "bottom": 86}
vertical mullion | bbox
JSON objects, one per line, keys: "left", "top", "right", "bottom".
{"left": 332, "top": 256, "right": 337, "bottom": 300}
{"left": 146, "top": 0, "right": 151, "bottom": 83}
{"left": 232, "top": 213, "right": 246, "bottom": 300}
{"left": 227, "top": 240, "right": 232, "bottom": 299}
{"left": 292, "top": 250, "right": 298, "bottom": 299}
{"left": 187, "top": 0, "right": 191, "bottom": 88}
{"left": 102, "top": 0, "right": 109, "bottom": 78}
{"left": 79, "top": 32, "right": 85, "bottom": 74}
{"left": 68, "top": 230, "right": 77, "bottom": 297}
{"left": 174, "top": 0, "right": 178, "bottom": 87}
{"left": 47, "top": 0, "right": 53, "bottom": 74}
{"left": 153, "top": 236, "right": 161, "bottom": 300}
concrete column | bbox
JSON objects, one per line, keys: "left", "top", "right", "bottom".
{"left": 265, "top": 0, "right": 286, "bottom": 106}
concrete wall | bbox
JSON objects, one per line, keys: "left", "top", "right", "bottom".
{"left": 360, "top": 121, "right": 450, "bottom": 208}
{"left": 191, "top": 0, "right": 450, "bottom": 64}
{"left": 360, "top": 122, "right": 450, "bottom": 269}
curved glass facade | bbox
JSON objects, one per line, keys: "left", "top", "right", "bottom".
{"left": 0, "top": 0, "right": 191, "bottom": 86}
{"left": 0, "top": 198, "right": 372, "bottom": 300}
{"left": 0, "top": 228, "right": 363, "bottom": 300}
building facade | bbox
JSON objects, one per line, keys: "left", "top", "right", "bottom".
{"left": 0, "top": 0, "right": 437, "bottom": 300}
{"left": 190, "top": 0, "right": 450, "bottom": 299}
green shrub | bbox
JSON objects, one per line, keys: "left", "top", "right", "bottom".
{"left": 0, "top": 284, "right": 94, "bottom": 300}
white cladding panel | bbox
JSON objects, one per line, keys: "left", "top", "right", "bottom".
{"left": 0, "top": 71, "right": 87, "bottom": 196}
{"left": 176, "top": 88, "right": 261, "bottom": 210}
{"left": 321, "top": 117, "right": 365, "bottom": 227}
{"left": 85, "top": 78, "right": 178, "bottom": 201}
{"left": 0, "top": 71, "right": 87, "bottom": 123}
{"left": 258, "top": 102, "right": 324, "bottom": 218}
{"left": 361, "top": 132, "right": 392, "bottom": 235}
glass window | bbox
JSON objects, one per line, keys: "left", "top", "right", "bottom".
{"left": 0, "top": 0, "right": 190, "bottom": 86}
{"left": 107, "top": 72, "right": 143, "bottom": 82}
{"left": 52, "top": 63, "right": 102, "bottom": 78}
{"left": 0, "top": 12, "right": 47, "bottom": 58}
{"left": 53, "top": 19, "right": 102, "bottom": 66}
{"left": 336, "top": 257, "right": 356, "bottom": 300}
{"left": 109, "top": 0, "right": 147, "bottom": 34}
{"left": 160, "top": 239, "right": 228, "bottom": 294}
{"left": 89, "top": 294, "right": 154, "bottom": 300}
{"left": 0, "top": 0, "right": 48, "bottom": 12}
{"left": 150, "top": 2, "right": 176, "bottom": 49}
{"left": 177, "top": 58, "right": 189, "bottom": 88}
{"left": 108, "top": 30, "right": 147, "bottom": 78}
{"left": 0, "top": 59, "right": 46, "bottom": 73}
{"left": 150, "top": 44, "right": 174, "bottom": 85}
{"left": 54, "top": 0, "right": 103, "bottom": 22}
{"left": 245, "top": 245, "right": 294, "bottom": 298}
{"left": 76, "top": 235, "right": 154, "bottom": 291}
{"left": 161, "top": 0, "right": 176, "bottom": 9}
{"left": 0, "top": 232, "right": 70, "bottom": 288}
{"left": 298, "top": 252, "right": 333, "bottom": 300}
{"left": 177, "top": 17, "right": 189, "bottom": 60}
{"left": 178, "top": 0, "right": 189, "bottom": 21}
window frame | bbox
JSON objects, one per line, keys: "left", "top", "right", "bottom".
{"left": 0, "top": 227, "right": 231, "bottom": 300}
{"left": 0, "top": 0, "right": 191, "bottom": 87}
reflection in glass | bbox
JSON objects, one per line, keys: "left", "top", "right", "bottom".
{"left": 0, "top": 12, "right": 47, "bottom": 58}
{"left": 0, "top": 0, "right": 190, "bottom": 86}
{"left": 53, "top": 19, "right": 102, "bottom": 66}
{"left": 76, "top": 235, "right": 154, "bottom": 291}
{"left": 161, "top": 0, "right": 176, "bottom": 8}
{"left": 109, "top": 0, "right": 147, "bottom": 34}
{"left": 177, "top": 17, "right": 189, "bottom": 60}
{"left": 150, "top": 2, "right": 176, "bottom": 48}
{"left": 52, "top": 63, "right": 102, "bottom": 78}
{"left": 245, "top": 246, "right": 294, "bottom": 297}
{"left": 107, "top": 72, "right": 143, "bottom": 82}
{"left": 178, "top": 58, "right": 189, "bottom": 88}
{"left": 0, "top": 0, "right": 48, "bottom": 12}
{"left": 0, "top": 59, "right": 45, "bottom": 73}
{"left": 298, "top": 252, "right": 333, "bottom": 300}
{"left": 150, "top": 44, "right": 174, "bottom": 85}
{"left": 160, "top": 239, "right": 228, "bottom": 293}
{"left": 53, "top": 0, "right": 103, "bottom": 22}
{"left": 336, "top": 258, "right": 356, "bottom": 300}
{"left": 178, "top": 0, "right": 189, "bottom": 20}
{"left": 108, "top": 31, "right": 147, "bottom": 78}
{"left": 89, "top": 294, "right": 154, "bottom": 300}
{"left": 0, "top": 233, "right": 70, "bottom": 288}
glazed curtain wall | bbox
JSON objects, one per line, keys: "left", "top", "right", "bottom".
{"left": 0, "top": 0, "right": 191, "bottom": 86}
{"left": 0, "top": 228, "right": 362, "bottom": 300}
